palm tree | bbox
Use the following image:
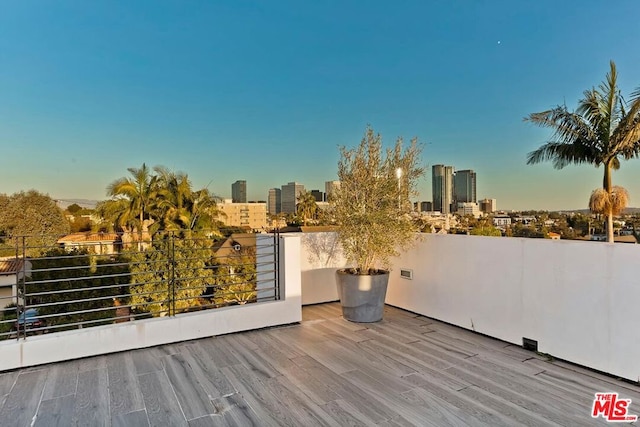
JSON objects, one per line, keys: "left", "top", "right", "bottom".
{"left": 296, "top": 191, "right": 319, "bottom": 225}
{"left": 525, "top": 61, "right": 640, "bottom": 242}
{"left": 152, "top": 166, "right": 222, "bottom": 234}
{"left": 106, "top": 163, "right": 157, "bottom": 245}
{"left": 152, "top": 166, "right": 192, "bottom": 231}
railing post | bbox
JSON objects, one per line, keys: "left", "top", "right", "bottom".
{"left": 275, "top": 230, "right": 281, "bottom": 300}
{"left": 17, "top": 236, "right": 26, "bottom": 340}
{"left": 169, "top": 232, "right": 176, "bottom": 316}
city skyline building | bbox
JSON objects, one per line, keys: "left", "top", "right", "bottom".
{"left": 310, "top": 190, "right": 324, "bottom": 202}
{"left": 231, "top": 180, "right": 247, "bottom": 203}
{"left": 267, "top": 188, "right": 281, "bottom": 215}
{"left": 453, "top": 170, "right": 476, "bottom": 205}
{"left": 456, "top": 202, "right": 481, "bottom": 219}
{"left": 479, "top": 198, "right": 497, "bottom": 213}
{"left": 432, "top": 165, "right": 454, "bottom": 214}
{"left": 280, "top": 182, "right": 305, "bottom": 214}
{"left": 420, "top": 201, "right": 433, "bottom": 212}
{"left": 324, "top": 181, "right": 340, "bottom": 202}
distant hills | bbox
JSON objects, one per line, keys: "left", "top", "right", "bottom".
{"left": 55, "top": 199, "right": 100, "bottom": 210}
{"left": 565, "top": 207, "right": 640, "bottom": 214}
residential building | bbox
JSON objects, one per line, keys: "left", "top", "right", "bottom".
{"left": 281, "top": 182, "right": 305, "bottom": 214}
{"left": 493, "top": 215, "right": 512, "bottom": 228}
{"left": 217, "top": 201, "right": 267, "bottom": 231}
{"left": 324, "top": 181, "right": 340, "bottom": 202}
{"left": 479, "top": 198, "right": 497, "bottom": 213}
{"left": 0, "top": 257, "right": 31, "bottom": 310}
{"left": 456, "top": 202, "right": 481, "bottom": 219}
{"left": 57, "top": 232, "right": 121, "bottom": 255}
{"left": 453, "top": 169, "right": 476, "bottom": 204}
{"left": 267, "top": 188, "right": 281, "bottom": 215}
{"left": 231, "top": 180, "right": 247, "bottom": 203}
{"left": 432, "top": 165, "right": 453, "bottom": 214}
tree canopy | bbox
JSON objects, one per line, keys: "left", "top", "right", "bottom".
{"left": 333, "top": 126, "right": 425, "bottom": 273}
{"left": 0, "top": 190, "right": 70, "bottom": 255}
{"left": 97, "top": 164, "right": 223, "bottom": 239}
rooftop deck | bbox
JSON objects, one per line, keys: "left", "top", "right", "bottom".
{"left": 1, "top": 303, "right": 638, "bottom": 426}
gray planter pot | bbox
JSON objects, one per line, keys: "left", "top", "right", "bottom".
{"left": 335, "top": 269, "right": 389, "bottom": 322}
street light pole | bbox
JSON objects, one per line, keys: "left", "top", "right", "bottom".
{"left": 395, "top": 168, "right": 403, "bottom": 209}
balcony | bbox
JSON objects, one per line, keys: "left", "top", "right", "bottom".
{"left": 0, "top": 232, "right": 638, "bottom": 424}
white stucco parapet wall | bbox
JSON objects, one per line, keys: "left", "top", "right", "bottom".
{"left": 299, "top": 232, "right": 347, "bottom": 305}
{"left": 299, "top": 232, "right": 640, "bottom": 382}
{"left": 0, "top": 235, "right": 302, "bottom": 372}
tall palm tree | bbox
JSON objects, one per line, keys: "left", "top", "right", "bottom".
{"left": 525, "top": 61, "right": 640, "bottom": 242}
{"left": 106, "top": 163, "right": 156, "bottom": 244}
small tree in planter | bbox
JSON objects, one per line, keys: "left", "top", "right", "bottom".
{"left": 332, "top": 126, "right": 425, "bottom": 322}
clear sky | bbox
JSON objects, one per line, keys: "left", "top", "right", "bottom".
{"left": 1, "top": 1, "right": 639, "bottom": 211}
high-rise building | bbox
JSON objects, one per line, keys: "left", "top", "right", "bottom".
{"left": 231, "top": 180, "right": 247, "bottom": 203}
{"left": 420, "top": 201, "right": 433, "bottom": 212}
{"left": 281, "top": 182, "right": 305, "bottom": 214}
{"left": 479, "top": 198, "right": 497, "bottom": 213}
{"left": 324, "top": 181, "right": 340, "bottom": 202}
{"left": 432, "top": 165, "right": 453, "bottom": 214}
{"left": 310, "top": 190, "right": 324, "bottom": 202}
{"left": 267, "top": 188, "right": 281, "bottom": 215}
{"left": 453, "top": 170, "right": 476, "bottom": 205}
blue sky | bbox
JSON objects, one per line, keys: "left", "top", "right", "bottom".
{"left": 1, "top": 1, "right": 639, "bottom": 210}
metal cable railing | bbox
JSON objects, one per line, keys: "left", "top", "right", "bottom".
{"left": 0, "top": 230, "right": 280, "bottom": 340}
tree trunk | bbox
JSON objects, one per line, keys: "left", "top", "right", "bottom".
{"left": 604, "top": 163, "right": 614, "bottom": 243}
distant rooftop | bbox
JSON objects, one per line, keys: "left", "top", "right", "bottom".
{"left": 0, "top": 258, "right": 24, "bottom": 276}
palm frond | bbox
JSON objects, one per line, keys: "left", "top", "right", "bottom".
{"left": 610, "top": 186, "right": 629, "bottom": 215}
{"left": 588, "top": 185, "right": 629, "bottom": 215}
{"left": 589, "top": 188, "right": 609, "bottom": 214}
{"left": 526, "top": 141, "right": 599, "bottom": 168}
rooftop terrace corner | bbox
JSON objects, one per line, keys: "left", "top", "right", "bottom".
{"left": 300, "top": 232, "right": 640, "bottom": 383}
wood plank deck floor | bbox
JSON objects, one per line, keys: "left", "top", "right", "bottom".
{"left": 0, "top": 302, "right": 638, "bottom": 426}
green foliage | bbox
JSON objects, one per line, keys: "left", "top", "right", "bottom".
{"left": 333, "top": 126, "right": 426, "bottom": 273}
{"left": 69, "top": 216, "right": 92, "bottom": 233}
{"left": 511, "top": 223, "right": 546, "bottom": 238}
{"left": 128, "top": 236, "right": 214, "bottom": 316}
{"left": 0, "top": 304, "right": 17, "bottom": 337}
{"left": 566, "top": 213, "right": 590, "bottom": 236}
{"left": 0, "top": 190, "right": 70, "bottom": 256}
{"left": 296, "top": 191, "right": 319, "bottom": 225}
{"left": 67, "top": 203, "right": 83, "bottom": 214}
{"left": 98, "top": 164, "right": 222, "bottom": 238}
{"left": 470, "top": 226, "right": 502, "bottom": 237}
{"left": 211, "top": 247, "right": 257, "bottom": 305}
{"left": 23, "top": 249, "right": 128, "bottom": 331}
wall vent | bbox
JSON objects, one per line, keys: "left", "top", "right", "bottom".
{"left": 523, "top": 337, "right": 538, "bottom": 352}
{"left": 399, "top": 269, "right": 413, "bottom": 280}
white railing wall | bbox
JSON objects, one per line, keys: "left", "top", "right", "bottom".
{"left": 0, "top": 235, "right": 301, "bottom": 372}
{"left": 299, "top": 232, "right": 640, "bottom": 382}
